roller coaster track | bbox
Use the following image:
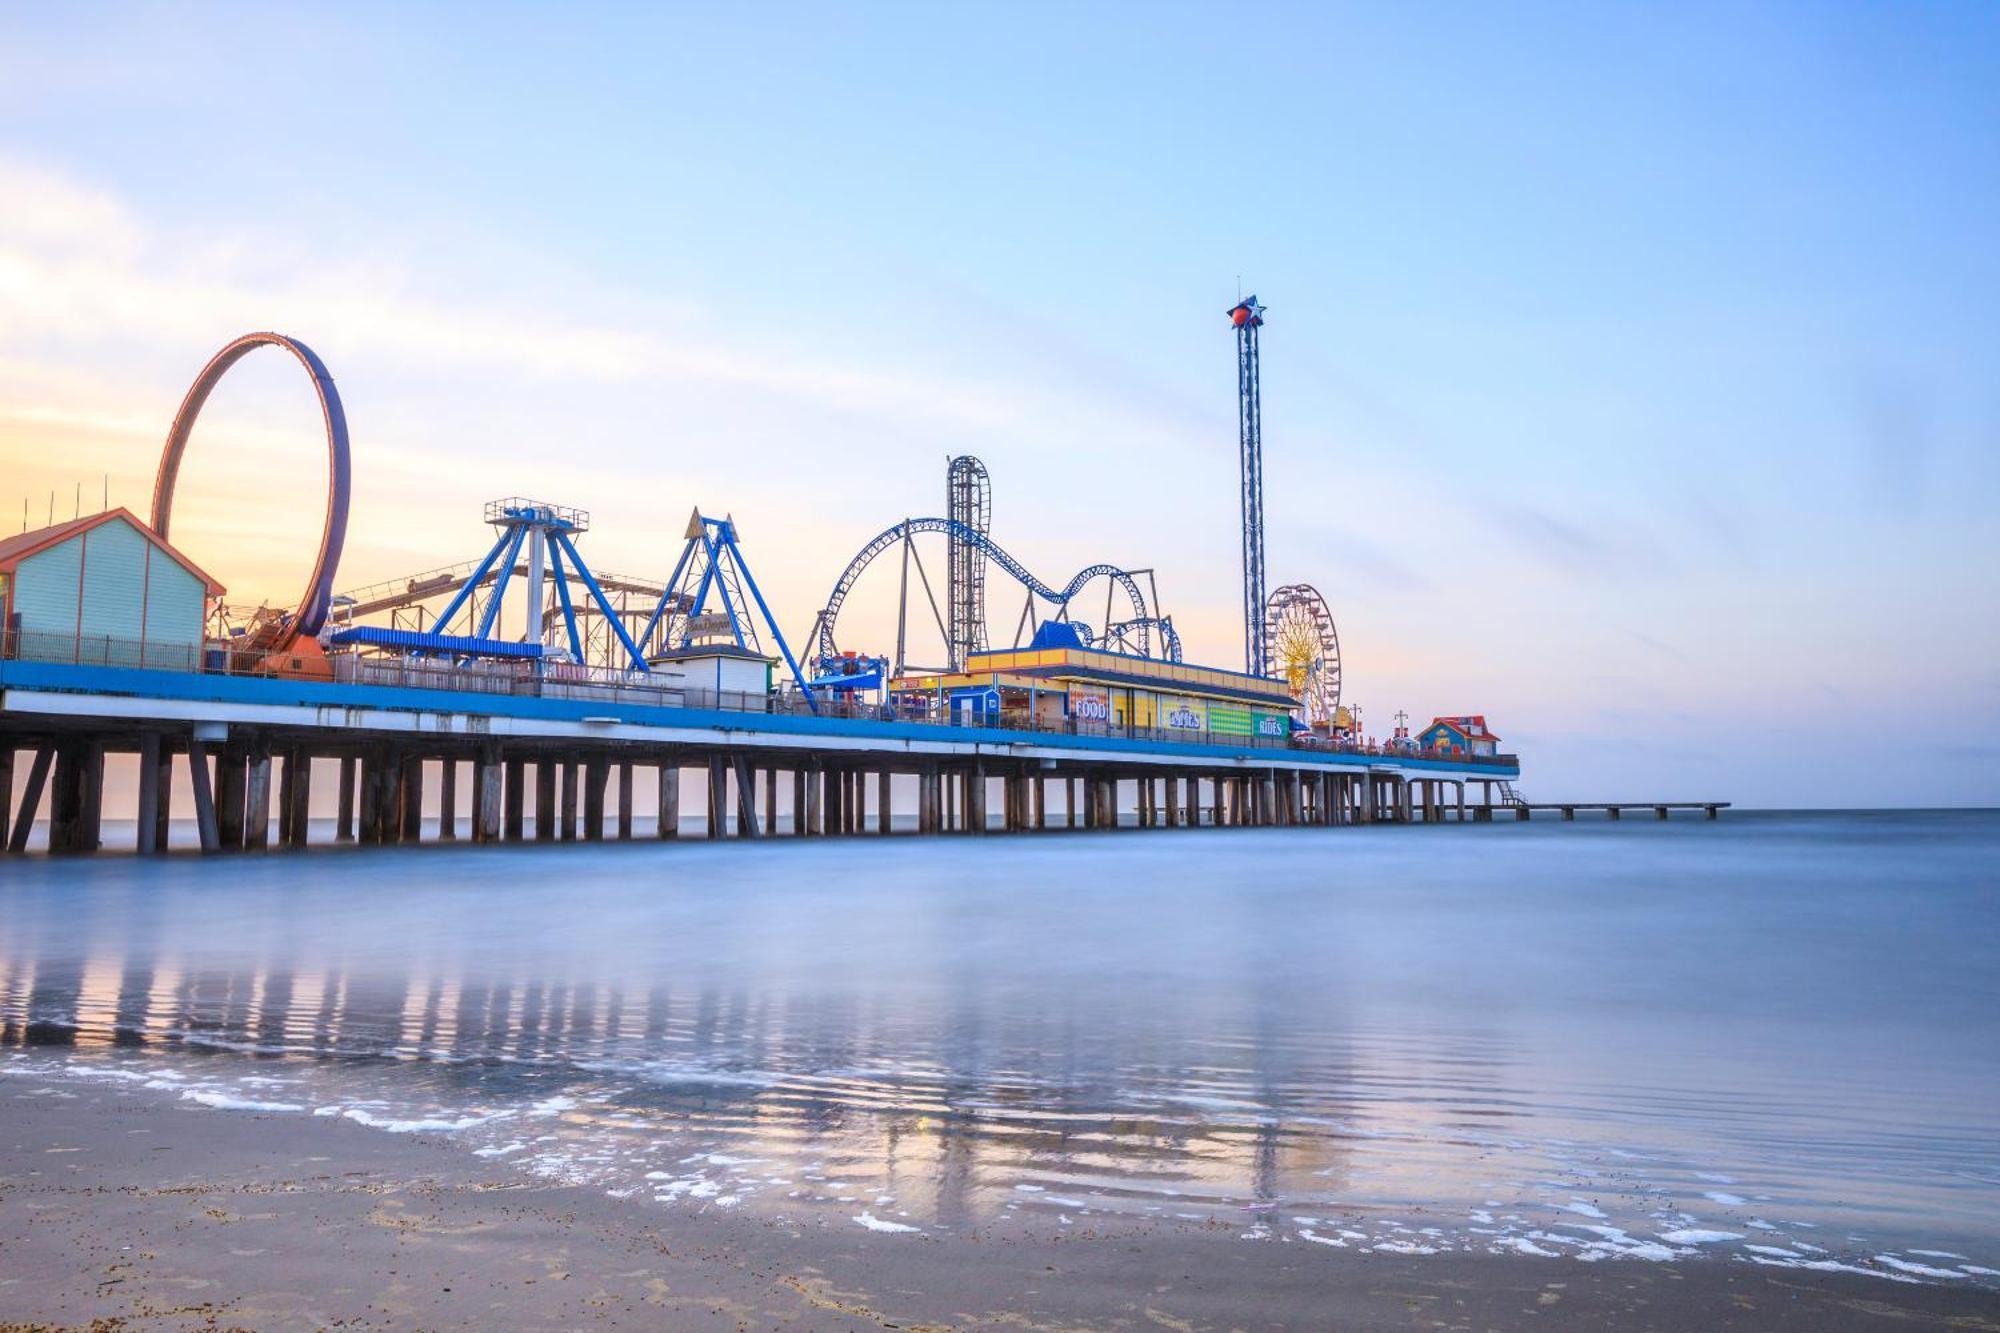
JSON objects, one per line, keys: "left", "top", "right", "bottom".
{"left": 334, "top": 560, "right": 665, "bottom": 621}
{"left": 807, "top": 517, "right": 1182, "bottom": 665}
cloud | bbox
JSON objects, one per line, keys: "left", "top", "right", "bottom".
{"left": 1488, "top": 501, "right": 1673, "bottom": 581}
{"left": 0, "top": 153, "right": 1058, "bottom": 440}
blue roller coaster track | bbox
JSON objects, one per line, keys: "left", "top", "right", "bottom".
{"left": 807, "top": 516, "right": 1182, "bottom": 669}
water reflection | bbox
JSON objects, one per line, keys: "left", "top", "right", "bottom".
{"left": 2, "top": 814, "right": 1997, "bottom": 1274}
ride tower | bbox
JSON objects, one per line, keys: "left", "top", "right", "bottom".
{"left": 1229, "top": 296, "right": 1268, "bottom": 677}
{"left": 945, "top": 455, "right": 991, "bottom": 670}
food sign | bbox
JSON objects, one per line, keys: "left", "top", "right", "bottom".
{"left": 1069, "top": 689, "right": 1110, "bottom": 724}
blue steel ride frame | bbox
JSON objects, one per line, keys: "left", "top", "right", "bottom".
{"left": 637, "top": 513, "right": 819, "bottom": 709}
{"left": 425, "top": 506, "right": 651, "bottom": 673}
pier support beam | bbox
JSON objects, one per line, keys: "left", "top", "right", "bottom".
{"left": 186, "top": 739, "right": 220, "bottom": 854}
{"left": 245, "top": 748, "right": 273, "bottom": 849}
{"left": 619, "top": 762, "right": 635, "bottom": 840}
{"left": 963, "top": 765, "right": 984, "bottom": 833}
{"left": 474, "top": 748, "right": 503, "bottom": 842}
{"left": 658, "top": 761, "right": 681, "bottom": 838}
{"left": 135, "top": 732, "right": 162, "bottom": 854}
{"left": 706, "top": 755, "right": 727, "bottom": 839}
{"left": 732, "top": 754, "right": 759, "bottom": 838}
{"left": 286, "top": 750, "right": 313, "bottom": 847}
{"left": 535, "top": 762, "right": 556, "bottom": 841}
{"left": 879, "top": 769, "right": 892, "bottom": 834}
{"left": 583, "top": 756, "right": 608, "bottom": 841}
{"left": 400, "top": 754, "right": 425, "bottom": 843}
{"left": 503, "top": 757, "right": 524, "bottom": 841}
{"left": 560, "top": 761, "right": 580, "bottom": 841}
{"left": 437, "top": 758, "right": 458, "bottom": 841}
{"left": 147, "top": 736, "right": 177, "bottom": 850}
{"left": 7, "top": 748, "right": 51, "bottom": 854}
{"left": 336, "top": 755, "right": 357, "bottom": 842}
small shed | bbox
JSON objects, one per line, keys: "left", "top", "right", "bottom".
{"left": 1419, "top": 714, "right": 1502, "bottom": 757}
{"left": 648, "top": 644, "right": 775, "bottom": 702}
{"left": 0, "top": 508, "right": 224, "bottom": 667}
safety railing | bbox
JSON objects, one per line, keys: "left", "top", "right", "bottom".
{"left": 0, "top": 627, "right": 1519, "bottom": 766}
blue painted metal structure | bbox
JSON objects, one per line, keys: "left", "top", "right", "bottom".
{"left": 329, "top": 626, "right": 544, "bottom": 659}
{"left": 808, "top": 517, "right": 1184, "bottom": 667}
{"left": 1228, "top": 296, "right": 1267, "bottom": 678}
{"left": 403, "top": 500, "right": 650, "bottom": 670}
{"left": 637, "top": 510, "right": 817, "bottom": 705}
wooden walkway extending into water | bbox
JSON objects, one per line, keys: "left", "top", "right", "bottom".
{"left": 1495, "top": 802, "right": 1730, "bottom": 821}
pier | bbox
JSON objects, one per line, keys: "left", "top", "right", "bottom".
{"left": 1500, "top": 802, "right": 1731, "bottom": 822}
{"left": 0, "top": 332, "right": 1725, "bottom": 857}
{"left": 1, "top": 649, "right": 1524, "bottom": 855}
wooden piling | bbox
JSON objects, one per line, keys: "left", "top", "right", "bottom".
{"left": 502, "top": 757, "right": 524, "bottom": 840}
{"left": 7, "top": 748, "right": 51, "bottom": 854}
{"left": 136, "top": 732, "right": 162, "bottom": 854}
{"left": 438, "top": 757, "right": 458, "bottom": 841}
{"left": 338, "top": 755, "right": 358, "bottom": 841}
{"left": 245, "top": 748, "right": 273, "bottom": 849}
{"left": 535, "top": 761, "right": 556, "bottom": 841}
{"left": 658, "top": 761, "right": 681, "bottom": 838}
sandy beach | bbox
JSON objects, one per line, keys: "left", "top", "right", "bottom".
{"left": 3, "top": 1071, "right": 1996, "bottom": 1332}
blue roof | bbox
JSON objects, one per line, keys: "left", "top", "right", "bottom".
{"left": 1027, "top": 620, "right": 1085, "bottom": 651}
{"left": 331, "top": 626, "right": 545, "bottom": 659}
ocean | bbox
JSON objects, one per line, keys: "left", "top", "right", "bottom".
{"left": 3, "top": 810, "right": 1996, "bottom": 1284}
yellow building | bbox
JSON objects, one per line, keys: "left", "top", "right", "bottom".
{"left": 890, "top": 633, "right": 1298, "bottom": 741}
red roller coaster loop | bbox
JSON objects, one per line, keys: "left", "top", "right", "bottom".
{"left": 150, "top": 332, "right": 352, "bottom": 652}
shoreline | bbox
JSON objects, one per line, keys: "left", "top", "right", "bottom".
{"left": 5, "top": 1071, "right": 1998, "bottom": 1331}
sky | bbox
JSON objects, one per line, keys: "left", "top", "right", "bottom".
{"left": 1, "top": 2, "right": 1995, "bottom": 807}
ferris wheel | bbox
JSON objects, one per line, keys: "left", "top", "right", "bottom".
{"left": 1264, "top": 583, "right": 1342, "bottom": 725}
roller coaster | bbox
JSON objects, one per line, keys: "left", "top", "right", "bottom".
{"left": 803, "top": 456, "right": 1183, "bottom": 676}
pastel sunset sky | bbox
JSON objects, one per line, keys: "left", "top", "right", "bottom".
{"left": 2, "top": 4, "right": 1994, "bottom": 806}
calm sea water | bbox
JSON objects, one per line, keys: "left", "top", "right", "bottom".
{"left": 3, "top": 812, "right": 1996, "bottom": 1281}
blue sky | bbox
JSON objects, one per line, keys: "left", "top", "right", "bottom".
{"left": 2, "top": 3, "right": 1995, "bottom": 805}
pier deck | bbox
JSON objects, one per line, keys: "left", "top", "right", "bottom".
{"left": 7, "top": 653, "right": 1701, "bottom": 856}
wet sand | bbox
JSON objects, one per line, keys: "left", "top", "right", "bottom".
{"left": 4, "top": 1074, "right": 1997, "bottom": 1331}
